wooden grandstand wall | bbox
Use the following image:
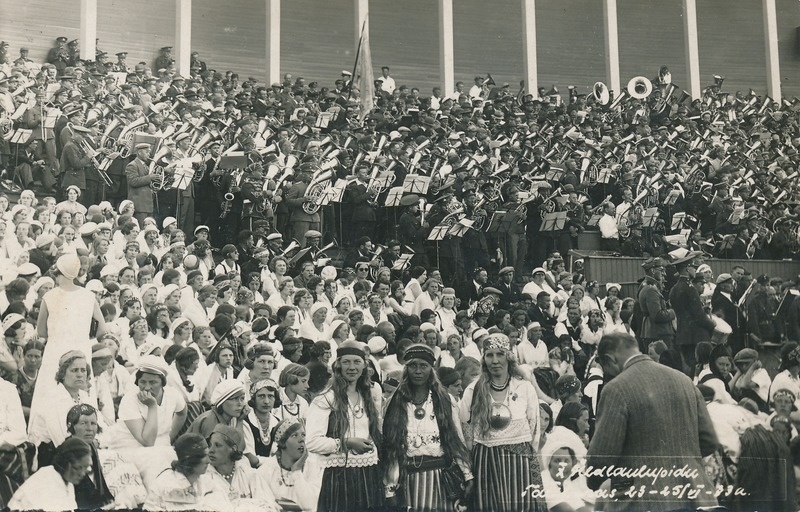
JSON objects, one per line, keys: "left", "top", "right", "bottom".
{"left": 1, "top": 1, "right": 799, "bottom": 97}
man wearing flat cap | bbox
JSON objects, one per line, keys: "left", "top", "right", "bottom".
{"left": 494, "top": 266, "right": 520, "bottom": 310}
{"left": 125, "top": 143, "right": 156, "bottom": 227}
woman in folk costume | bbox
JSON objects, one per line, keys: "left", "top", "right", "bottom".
{"left": 306, "top": 340, "right": 384, "bottom": 512}
{"left": 459, "top": 333, "right": 545, "bottom": 511}
{"left": 383, "top": 343, "right": 473, "bottom": 511}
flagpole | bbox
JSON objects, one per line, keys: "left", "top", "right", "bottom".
{"left": 348, "top": 19, "right": 367, "bottom": 101}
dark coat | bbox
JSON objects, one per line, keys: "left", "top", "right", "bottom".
{"left": 669, "top": 276, "right": 715, "bottom": 346}
{"left": 586, "top": 355, "right": 719, "bottom": 511}
{"left": 637, "top": 283, "right": 675, "bottom": 341}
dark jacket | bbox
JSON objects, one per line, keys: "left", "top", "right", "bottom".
{"left": 670, "top": 276, "right": 715, "bottom": 346}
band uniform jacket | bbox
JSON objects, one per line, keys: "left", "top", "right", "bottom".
{"left": 284, "top": 181, "right": 320, "bottom": 223}
{"left": 669, "top": 276, "right": 715, "bottom": 347}
{"left": 637, "top": 283, "right": 676, "bottom": 340}
{"left": 586, "top": 355, "right": 718, "bottom": 512}
{"left": 125, "top": 157, "right": 154, "bottom": 212}
{"left": 60, "top": 141, "right": 92, "bottom": 189}
{"left": 397, "top": 211, "right": 426, "bottom": 253}
{"left": 346, "top": 179, "right": 376, "bottom": 223}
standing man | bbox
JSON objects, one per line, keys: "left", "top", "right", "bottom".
{"left": 586, "top": 332, "right": 718, "bottom": 511}
{"left": 283, "top": 165, "right": 320, "bottom": 247}
{"left": 346, "top": 164, "right": 376, "bottom": 243}
{"left": 378, "top": 66, "right": 395, "bottom": 95}
{"left": 173, "top": 133, "right": 196, "bottom": 235}
{"left": 154, "top": 47, "right": 173, "bottom": 72}
{"left": 637, "top": 257, "right": 676, "bottom": 349}
{"left": 125, "top": 143, "right": 156, "bottom": 227}
{"left": 669, "top": 252, "right": 715, "bottom": 376}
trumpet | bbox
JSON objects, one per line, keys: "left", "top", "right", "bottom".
{"left": 280, "top": 238, "right": 301, "bottom": 257}
{"left": 79, "top": 139, "right": 114, "bottom": 188}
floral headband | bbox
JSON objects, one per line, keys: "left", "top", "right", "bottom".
{"left": 484, "top": 333, "right": 511, "bottom": 352}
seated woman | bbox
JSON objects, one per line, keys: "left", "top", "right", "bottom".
{"left": 242, "top": 379, "right": 281, "bottom": 467}
{"left": 198, "top": 341, "right": 238, "bottom": 405}
{"left": 144, "top": 432, "right": 226, "bottom": 511}
{"left": 255, "top": 418, "right": 319, "bottom": 512}
{"left": 105, "top": 355, "right": 187, "bottom": 449}
{"left": 69, "top": 402, "right": 149, "bottom": 508}
{"left": 275, "top": 363, "right": 310, "bottom": 422}
{"left": 540, "top": 445, "right": 595, "bottom": 512}
{"left": 189, "top": 380, "right": 248, "bottom": 439}
{"left": 28, "top": 351, "right": 100, "bottom": 466}
{"left": 166, "top": 347, "right": 206, "bottom": 433}
{"left": 206, "top": 424, "right": 278, "bottom": 508}
{"left": 0, "top": 377, "right": 30, "bottom": 508}
{"left": 8, "top": 437, "right": 92, "bottom": 512}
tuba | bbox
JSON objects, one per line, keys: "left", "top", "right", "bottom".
{"left": 684, "top": 166, "right": 706, "bottom": 194}
{"left": 627, "top": 76, "right": 653, "bottom": 100}
{"left": 117, "top": 116, "right": 148, "bottom": 158}
{"left": 302, "top": 169, "right": 334, "bottom": 215}
{"left": 593, "top": 81, "right": 610, "bottom": 105}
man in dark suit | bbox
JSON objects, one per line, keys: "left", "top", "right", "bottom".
{"left": 587, "top": 333, "right": 719, "bottom": 512}
{"left": 495, "top": 266, "right": 519, "bottom": 310}
{"left": 712, "top": 273, "right": 745, "bottom": 354}
{"left": 637, "top": 257, "right": 676, "bottom": 348}
{"left": 125, "top": 143, "right": 156, "bottom": 227}
{"left": 669, "top": 252, "right": 715, "bottom": 376}
{"left": 528, "top": 291, "right": 557, "bottom": 346}
{"left": 346, "top": 164, "right": 376, "bottom": 243}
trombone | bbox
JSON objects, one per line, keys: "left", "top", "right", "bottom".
{"left": 80, "top": 139, "right": 114, "bottom": 187}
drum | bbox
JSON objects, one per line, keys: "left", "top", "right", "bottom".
{"left": 711, "top": 315, "right": 732, "bottom": 345}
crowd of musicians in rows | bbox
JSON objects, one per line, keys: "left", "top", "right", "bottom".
{"left": 0, "top": 36, "right": 798, "bottom": 511}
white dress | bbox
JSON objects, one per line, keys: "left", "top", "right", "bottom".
{"left": 8, "top": 466, "right": 76, "bottom": 511}
{"left": 29, "top": 286, "right": 97, "bottom": 425}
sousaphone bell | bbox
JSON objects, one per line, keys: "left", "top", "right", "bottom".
{"left": 593, "top": 81, "right": 610, "bottom": 105}
{"left": 627, "top": 76, "right": 653, "bottom": 100}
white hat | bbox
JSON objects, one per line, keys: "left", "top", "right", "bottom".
{"left": 320, "top": 265, "right": 337, "bottom": 281}
{"left": 85, "top": 279, "right": 105, "bottom": 293}
{"left": 137, "top": 355, "right": 168, "bottom": 377}
{"left": 55, "top": 254, "right": 81, "bottom": 280}
{"left": 367, "top": 336, "right": 387, "bottom": 354}
{"left": 211, "top": 380, "right": 245, "bottom": 408}
{"left": 162, "top": 217, "right": 177, "bottom": 229}
{"left": 1, "top": 313, "right": 26, "bottom": 333}
{"left": 118, "top": 200, "right": 134, "bottom": 214}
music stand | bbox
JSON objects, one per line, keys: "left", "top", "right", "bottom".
{"left": 448, "top": 218, "right": 473, "bottom": 238}
{"left": 597, "top": 167, "right": 614, "bottom": 184}
{"left": 545, "top": 166, "right": 564, "bottom": 182}
{"left": 486, "top": 210, "right": 508, "bottom": 236}
{"left": 8, "top": 129, "right": 32, "bottom": 144}
{"left": 642, "top": 208, "right": 660, "bottom": 228}
{"left": 316, "top": 112, "right": 334, "bottom": 129}
{"left": 172, "top": 164, "right": 194, "bottom": 191}
{"left": 384, "top": 186, "right": 405, "bottom": 207}
{"left": 43, "top": 109, "right": 61, "bottom": 129}
{"left": 218, "top": 153, "right": 248, "bottom": 169}
{"left": 328, "top": 180, "right": 347, "bottom": 203}
{"left": 289, "top": 247, "right": 312, "bottom": 267}
{"left": 403, "top": 174, "right": 431, "bottom": 194}
{"left": 671, "top": 212, "right": 686, "bottom": 231}
{"left": 427, "top": 224, "right": 450, "bottom": 241}
{"left": 586, "top": 214, "right": 602, "bottom": 227}
{"left": 714, "top": 234, "right": 736, "bottom": 254}
{"left": 392, "top": 253, "right": 414, "bottom": 272}
{"left": 665, "top": 189, "right": 681, "bottom": 206}
{"left": 318, "top": 186, "right": 335, "bottom": 207}
{"left": 777, "top": 289, "right": 800, "bottom": 319}
{"left": 10, "top": 103, "right": 28, "bottom": 121}
{"left": 108, "top": 72, "right": 127, "bottom": 86}
{"left": 728, "top": 207, "right": 745, "bottom": 225}
{"left": 541, "top": 212, "right": 567, "bottom": 232}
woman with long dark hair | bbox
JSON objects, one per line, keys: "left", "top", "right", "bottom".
{"left": 458, "top": 333, "right": 544, "bottom": 511}
{"left": 306, "top": 340, "right": 383, "bottom": 512}
{"left": 383, "top": 343, "right": 472, "bottom": 511}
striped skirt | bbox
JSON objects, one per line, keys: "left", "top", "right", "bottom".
{"left": 403, "top": 457, "right": 459, "bottom": 512}
{"left": 471, "top": 443, "right": 544, "bottom": 512}
{"left": 318, "top": 463, "right": 384, "bottom": 512}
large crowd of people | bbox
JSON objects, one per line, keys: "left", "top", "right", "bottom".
{"left": 0, "top": 33, "right": 797, "bottom": 511}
